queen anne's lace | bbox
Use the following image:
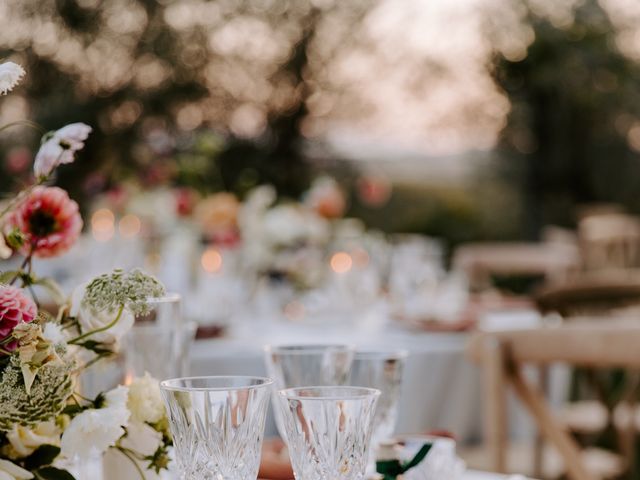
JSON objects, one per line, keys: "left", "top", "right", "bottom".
{"left": 0, "top": 349, "right": 74, "bottom": 431}
{"left": 82, "top": 268, "right": 165, "bottom": 316}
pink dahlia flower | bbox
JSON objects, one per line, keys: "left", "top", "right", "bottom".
{"left": 7, "top": 186, "right": 83, "bottom": 258}
{"left": 0, "top": 286, "right": 36, "bottom": 348}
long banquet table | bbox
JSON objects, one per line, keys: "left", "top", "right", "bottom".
{"left": 189, "top": 316, "right": 565, "bottom": 444}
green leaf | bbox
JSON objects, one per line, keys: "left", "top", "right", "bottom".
{"left": 35, "top": 467, "right": 76, "bottom": 480}
{"left": 0, "top": 270, "right": 19, "bottom": 283}
{"left": 24, "top": 445, "right": 61, "bottom": 470}
{"left": 33, "top": 277, "right": 67, "bottom": 305}
{"left": 61, "top": 404, "right": 84, "bottom": 416}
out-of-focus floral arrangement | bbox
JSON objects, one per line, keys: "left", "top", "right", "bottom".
{"left": 92, "top": 174, "right": 350, "bottom": 288}
{"left": 0, "top": 63, "right": 171, "bottom": 480}
{"left": 238, "top": 182, "right": 334, "bottom": 288}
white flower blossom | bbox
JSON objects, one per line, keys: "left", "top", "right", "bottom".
{"left": 6, "top": 421, "right": 61, "bottom": 459}
{"left": 0, "top": 62, "right": 25, "bottom": 95}
{"left": 42, "top": 323, "right": 65, "bottom": 344}
{"left": 262, "top": 205, "right": 330, "bottom": 247}
{"left": 127, "top": 373, "right": 165, "bottom": 424}
{"left": 60, "top": 386, "right": 130, "bottom": 459}
{"left": 0, "top": 459, "right": 33, "bottom": 480}
{"left": 70, "top": 283, "right": 134, "bottom": 346}
{"left": 33, "top": 123, "right": 92, "bottom": 178}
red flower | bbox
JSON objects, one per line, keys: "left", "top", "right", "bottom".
{"left": 0, "top": 285, "right": 36, "bottom": 349}
{"left": 7, "top": 186, "right": 83, "bottom": 258}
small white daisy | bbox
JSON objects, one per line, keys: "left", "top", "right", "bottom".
{"left": 0, "top": 62, "right": 25, "bottom": 95}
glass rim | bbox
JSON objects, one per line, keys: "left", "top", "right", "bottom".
{"left": 146, "top": 292, "right": 181, "bottom": 304}
{"left": 278, "top": 386, "right": 381, "bottom": 401}
{"left": 129, "top": 320, "right": 198, "bottom": 333}
{"left": 354, "top": 349, "right": 408, "bottom": 360}
{"left": 160, "top": 375, "right": 273, "bottom": 392}
{"left": 264, "top": 344, "right": 355, "bottom": 355}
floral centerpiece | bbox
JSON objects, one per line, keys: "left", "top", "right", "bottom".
{"left": 238, "top": 179, "right": 346, "bottom": 290}
{"left": 0, "top": 62, "right": 172, "bottom": 480}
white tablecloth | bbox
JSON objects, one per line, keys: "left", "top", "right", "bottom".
{"left": 189, "top": 316, "right": 562, "bottom": 444}
{"left": 191, "top": 321, "right": 479, "bottom": 439}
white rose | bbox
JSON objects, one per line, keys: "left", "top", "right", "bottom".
{"left": 103, "top": 421, "right": 163, "bottom": 480}
{"left": 70, "top": 284, "right": 134, "bottom": 345}
{"left": 60, "top": 386, "right": 130, "bottom": 458}
{"left": 0, "top": 62, "right": 25, "bottom": 95}
{"left": 127, "top": 373, "right": 166, "bottom": 424}
{"left": 0, "top": 459, "right": 32, "bottom": 480}
{"left": 6, "top": 421, "right": 61, "bottom": 459}
{"left": 120, "top": 421, "right": 162, "bottom": 456}
{"left": 33, "top": 123, "right": 92, "bottom": 178}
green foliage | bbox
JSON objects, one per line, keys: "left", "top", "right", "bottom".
{"left": 24, "top": 445, "right": 61, "bottom": 470}
{"left": 34, "top": 467, "right": 76, "bottom": 480}
{"left": 494, "top": 0, "right": 640, "bottom": 234}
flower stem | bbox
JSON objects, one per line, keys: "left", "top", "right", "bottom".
{"left": 8, "top": 255, "right": 30, "bottom": 286}
{"left": 116, "top": 447, "right": 147, "bottom": 480}
{"left": 68, "top": 304, "right": 125, "bottom": 345}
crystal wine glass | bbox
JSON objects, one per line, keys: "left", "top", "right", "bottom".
{"left": 161, "top": 376, "right": 273, "bottom": 480}
{"left": 278, "top": 386, "right": 380, "bottom": 480}
{"left": 264, "top": 344, "right": 355, "bottom": 439}
{"left": 349, "top": 350, "right": 407, "bottom": 464}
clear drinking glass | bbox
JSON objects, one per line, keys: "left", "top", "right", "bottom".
{"left": 121, "top": 293, "right": 195, "bottom": 382}
{"left": 160, "top": 376, "right": 273, "bottom": 480}
{"left": 278, "top": 386, "right": 380, "bottom": 480}
{"left": 137, "top": 293, "right": 182, "bottom": 329}
{"left": 349, "top": 350, "right": 407, "bottom": 457}
{"left": 123, "top": 321, "right": 197, "bottom": 381}
{"left": 80, "top": 293, "right": 185, "bottom": 397}
{"left": 264, "top": 344, "right": 355, "bottom": 439}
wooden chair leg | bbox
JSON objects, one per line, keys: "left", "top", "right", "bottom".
{"left": 533, "top": 365, "right": 548, "bottom": 479}
{"left": 483, "top": 338, "right": 508, "bottom": 473}
{"left": 509, "top": 364, "right": 596, "bottom": 480}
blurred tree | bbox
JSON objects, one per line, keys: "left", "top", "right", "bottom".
{"left": 494, "top": 0, "right": 640, "bottom": 236}
{"left": 0, "top": 0, "right": 374, "bottom": 201}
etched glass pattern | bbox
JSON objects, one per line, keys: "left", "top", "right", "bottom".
{"left": 264, "top": 344, "right": 354, "bottom": 439}
{"left": 161, "top": 376, "right": 272, "bottom": 480}
{"left": 349, "top": 351, "right": 407, "bottom": 455}
{"left": 278, "top": 386, "right": 380, "bottom": 480}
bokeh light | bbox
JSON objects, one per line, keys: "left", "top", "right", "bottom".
{"left": 91, "top": 208, "right": 115, "bottom": 242}
{"left": 118, "top": 214, "right": 142, "bottom": 238}
{"left": 330, "top": 251, "right": 353, "bottom": 274}
{"left": 201, "top": 247, "right": 223, "bottom": 273}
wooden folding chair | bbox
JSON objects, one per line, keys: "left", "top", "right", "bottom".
{"left": 467, "top": 323, "right": 640, "bottom": 480}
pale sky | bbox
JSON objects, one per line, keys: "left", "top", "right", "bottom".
{"left": 0, "top": 0, "right": 639, "bottom": 159}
